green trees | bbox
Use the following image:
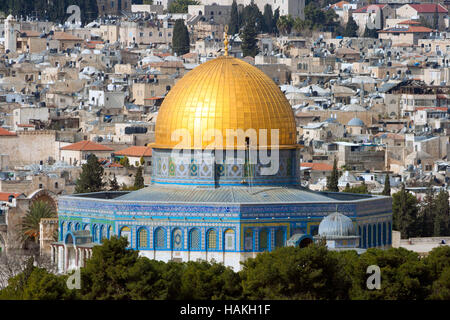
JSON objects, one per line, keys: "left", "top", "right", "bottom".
{"left": 228, "top": 0, "right": 240, "bottom": 35}
{"left": 363, "top": 26, "right": 379, "bottom": 38}
{"left": 262, "top": 4, "right": 273, "bottom": 34}
{"left": 241, "top": 2, "right": 264, "bottom": 33}
{"left": 4, "top": 243, "right": 450, "bottom": 300}
{"left": 74, "top": 154, "right": 105, "bottom": 194}
{"left": 344, "top": 16, "right": 359, "bottom": 37}
{"left": 240, "top": 245, "right": 353, "bottom": 299}
{"left": 434, "top": 189, "right": 450, "bottom": 236}
{"left": 134, "top": 167, "right": 145, "bottom": 190}
{"left": 109, "top": 174, "right": 120, "bottom": 191}
{"left": 168, "top": 0, "right": 199, "bottom": 13}
{"left": 326, "top": 158, "right": 339, "bottom": 192}
{"left": 343, "top": 181, "right": 369, "bottom": 194}
{"left": 433, "top": 4, "right": 439, "bottom": 30}
{"left": 276, "top": 15, "right": 294, "bottom": 35}
{"left": 382, "top": 174, "right": 391, "bottom": 196}
{"left": 172, "top": 19, "right": 190, "bottom": 56}
{"left": 241, "top": 19, "right": 260, "bottom": 57}
{"left": 392, "top": 184, "right": 420, "bottom": 238}
{"left": 21, "top": 201, "right": 56, "bottom": 244}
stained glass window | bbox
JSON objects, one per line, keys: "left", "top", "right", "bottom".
{"left": 207, "top": 229, "right": 217, "bottom": 249}
{"left": 190, "top": 229, "right": 200, "bottom": 250}
{"left": 275, "top": 229, "right": 284, "bottom": 248}
{"left": 225, "top": 229, "right": 235, "bottom": 250}
{"left": 259, "top": 229, "right": 269, "bottom": 251}
{"left": 155, "top": 228, "right": 165, "bottom": 249}
{"left": 138, "top": 228, "right": 148, "bottom": 248}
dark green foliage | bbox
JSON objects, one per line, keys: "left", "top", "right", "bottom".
{"left": 241, "top": 2, "right": 264, "bottom": 33}
{"left": 4, "top": 243, "right": 450, "bottom": 300}
{"left": 392, "top": 184, "right": 420, "bottom": 238}
{"left": 343, "top": 181, "right": 369, "bottom": 194}
{"left": 134, "top": 166, "right": 145, "bottom": 190}
{"left": 168, "top": 0, "right": 199, "bottom": 13}
{"left": 228, "top": 0, "right": 240, "bottom": 35}
{"left": 109, "top": 174, "right": 120, "bottom": 191}
{"left": 382, "top": 174, "right": 391, "bottom": 196}
{"left": 276, "top": 15, "right": 294, "bottom": 35}
{"left": 21, "top": 200, "right": 56, "bottom": 243}
{"left": 74, "top": 154, "right": 105, "bottom": 194}
{"left": 433, "top": 4, "right": 439, "bottom": 30}
{"left": 434, "top": 189, "right": 450, "bottom": 236}
{"left": 241, "top": 18, "right": 259, "bottom": 57}
{"left": 172, "top": 19, "right": 190, "bottom": 56}
{"left": 363, "top": 26, "right": 379, "bottom": 38}
{"left": 240, "top": 245, "right": 353, "bottom": 299}
{"left": 293, "top": 3, "right": 341, "bottom": 34}
{"left": 262, "top": 4, "right": 273, "bottom": 34}
{"left": 0, "top": 0, "right": 99, "bottom": 24}
{"left": 326, "top": 158, "right": 339, "bottom": 192}
{"left": 272, "top": 8, "right": 280, "bottom": 34}
{"left": 344, "top": 15, "right": 359, "bottom": 37}
{"left": 349, "top": 248, "right": 431, "bottom": 300}
{"left": 0, "top": 258, "right": 74, "bottom": 300}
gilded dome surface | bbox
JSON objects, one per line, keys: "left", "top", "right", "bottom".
{"left": 154, "top": 56, "right": 297, "bottom": 149}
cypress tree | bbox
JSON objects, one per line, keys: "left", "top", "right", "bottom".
{"left": 109, "top": 174, "right": 120, "bottom": 191}
{"left": 172, "top": 19, "right": 190, "bottom": 56}
{"left": 392, "top": 183, "right": 420, "bottom": 238}
{"left": 273, "top": 8, "right": 280, "bottom": 34}
{"left": 344, "top": 16, "right": 359, "bottom": 37}
{"left": 241, "top": 18, "right": 259, "bottom": 58}
{"left": 435, "top": 189, "right": 450, "bottom": 236}
{"left": 229, "top": 0, "right": 239, "bottom": 35}
{"left": 75, "top": 154, "right": 105, "bottom": 194}
{"left": 326, "top": 158, "right": 339, "bottom": 192}
{"left": 421, "top": 185, "right": 436, "bottom": 237}
{"left": 434, "top": 4, "right": 439, "bottom": 30}
{"left": 263, "top": 4, "right": 273, "bottom": 34}
{"left": 134, "top": 166, "right": 145, "bottom": 190}
{"left": 382, "top": 173, "right": 391, "bottom": 196}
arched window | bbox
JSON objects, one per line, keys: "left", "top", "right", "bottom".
{"left": 224, "top": 229, "right": 235, "bottom": 251}
{"left": 60, "top": 222, "right": 65, "bottom": 241}
{"left": 100, "top": 225, "right": 107, "bottom": 241}
{"left": 377, "top": 223, "right": 382, "bottom": 246}
{"left": 368, "top": 224, "right": 372, "bottom": 247}
{"left": 67, "top": 222, "right": 72, "bottom": 232}
{"left": 138, "top": 228, "right": 148, "bottom": 248}
{"left": 275, "top": 229, "right": 284, "bottom": 248}
{"left": 189, "top": 229, "right": 201, "bottom": 250}
{"left": 388, "top": 222, "right": 392, "bottom": 244}
{"left": 155, "top": 228, "right": 165, "bottom": 249}
{"left": 120, "top": 226, "right": 131, "bottom": 247}
{"left": 244, "top": 229, "right": 253, "bottom": 251}
{"left": 92, "top": 225, "right": 98, "bottom": 242}
{"left": 363, "top": 225, "right": 367, "bottom": 248}
{"left": 383, "top": 223, "right": 387, "bottom": 246}
{"left": 172, "top": 228, "right": 183, "bottom": 250}
{"left": 372, "top": 225, "right": 376, "bottom": 247}
{"left": 207, "top": 229, "right": 217, "bottom": 250}
{"left": 107, "top": 225, "right": 112, "bottom": 239}
{"left": 259, "top": 229, "right": 269, "bottom": 251}
{"left": 74, "top": 223, "right": 80, "bottom": 231}
{"left": 83, "top": 224, "right": 90, "bottom": 231}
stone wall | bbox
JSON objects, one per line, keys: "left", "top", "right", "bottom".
{"left": 39, "top": 218, "right": 58, "bottom": 257}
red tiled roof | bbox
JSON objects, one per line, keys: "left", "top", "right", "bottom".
{"left": 354, "top": 4, "right": 385, "bottom": 13}
{"left": 17, "top": 124, "right": 34, "bottom": 127}
{"left": 398, "top": 20, "right": 421, "bottom": 25}
{"left": 60, "top": 140, "right": 114, "bottom": 151}
{"left": 0, "top": 128, "right": 16, "bottom": 136}
{"left": 53, "top": 32, "right": 83, "bottom": 41}
{"left": 0, "top": 192, "right": 21, "bottom": 202}
{"left": 331, "top": 1, "right": 349, "bottom": 9}
{"left": 408, "top": 4, "right": 447, "bottom": 13}
{"left": 378, "top": 26, "right": 433, "bottom": 33}
{"left": 115, "top": 146, "right": 152, "bottom": 157}
{"left": 415, "top": 107, "right": 447, "bottom": 112}
{"left": 300, "top": 163, "right": 334, "bottom": 171}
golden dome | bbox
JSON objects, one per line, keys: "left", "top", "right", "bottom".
{"left": 154, "top": 56, "right": 297, "bottom": 149}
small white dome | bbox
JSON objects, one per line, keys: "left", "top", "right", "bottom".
{"left": 318, "top": 212, "right": 356, "bottom": 237}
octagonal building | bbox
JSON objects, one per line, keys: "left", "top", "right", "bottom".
{"left": 52, "top": 55, "right": 392, "bottom": 272}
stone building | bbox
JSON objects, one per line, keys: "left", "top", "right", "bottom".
{"left": 97, "top": 0, "right": 132, "bottom": 17}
